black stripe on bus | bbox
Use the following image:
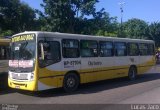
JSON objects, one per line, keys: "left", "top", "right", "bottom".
{"left": 39, "top": 75, "right": 64, "bottom": 79}
{"left": 80, "top": 67, "right": 129, "bottom": 74}
{"left": 80, "top": 65, "right": 154, "bottom": 74}
{"left": 138, "top": 65, "right": 155, "bottom": 68}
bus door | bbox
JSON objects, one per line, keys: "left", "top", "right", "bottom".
{"left": 38, "top": 37, "right": 62, "bottom": 90}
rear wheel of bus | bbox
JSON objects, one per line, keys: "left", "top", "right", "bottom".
{"left": 63, "top": 73, "right": 79, "bottom": 93}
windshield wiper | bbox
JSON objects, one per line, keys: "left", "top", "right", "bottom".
{"left": 19, "top": 41, "right": 28, "bottom": 60}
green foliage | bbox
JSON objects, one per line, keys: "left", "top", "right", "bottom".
{"left": 0, "top": 0, "right": 36, "bottom": 37}
{"left": 96, "top": 30, "right": 117, "bottom": 37}
{"left": 40, "top": 0, "right": 101, "bottom": 33}
{"left": 148, "top": 22, "right": 160, "bottom": 47}
{"left": 123, "top": 18, "right": 149, "bottom": 39}
{"left": 0, "top": 30, "right": 14, "bottom": 37}
{"left": 1, "top": 0, "right": 160, "bottom": 48}
{"left": 40, "top": 0, "right": 119, "bottom": 35}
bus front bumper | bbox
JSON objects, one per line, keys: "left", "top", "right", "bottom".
{"left": 8, "top": 78, "right": 37, "bottom": 91}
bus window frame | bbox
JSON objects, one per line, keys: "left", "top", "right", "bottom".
{"left": 114, "top": 42, "right": 127, "bottom": 56}
{"left": 139, "top": 43, "right": 148, "bottom": 56}
{"left": 99, "top": 41, "right": 114, "bottom": 57}
{"left": 62, "top": 39, "right": 80, "bottom": 58}
{"left": 147, "top": 43, "right": 155, "bottom": 55}
{"left": 127, "top": 42, "right": 139, "bottom": 56}
{"left": 80, "top": 40, "right": 98, "bottom": 58}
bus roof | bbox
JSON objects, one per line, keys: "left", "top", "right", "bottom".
{"left": 12, "top": 31, "right": 154, "bottom": 43}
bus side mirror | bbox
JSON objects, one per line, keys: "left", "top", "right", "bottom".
{"left": 40, "top": 43, "right": 44, "bottom": 60}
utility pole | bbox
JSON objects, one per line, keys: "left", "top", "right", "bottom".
{"left": 118, "top": 1, "right": 125, "bottom": 37}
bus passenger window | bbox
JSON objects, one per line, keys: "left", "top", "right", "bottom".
{"left": 139, "top": 43, "right": 148, "bottom": 56}
{"left": 115, "top": 42, "right": 127, "bottom": 56}
{"left": 62, "top": 39, "right": 79, "bottom": 58}
{"left": 80, "top": 40, "right": 98, "bottom": 57}
{"left": 38, "top": 41, "right": 61, "bottom": 67}
{"left": 99, "top": 41, "right": 113, "bottom": 57}
{"left": 148, "top": 44, "right": 155, "bottom": 55}
{"left": 128, "top": 43, "right": 139, "bottom": 56}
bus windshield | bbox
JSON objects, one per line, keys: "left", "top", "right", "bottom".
{"left": 11, "top": 41, "right": 35, "bottom": 60}
{"left": 9, "top": 34, "right": 36, "bottom": 72}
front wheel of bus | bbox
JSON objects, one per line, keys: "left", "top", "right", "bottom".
{"left": 128, "top": 66, "right": 137, "bottom": 80}
{"left": 63, "top": 73, "right": 79, "bottom": 93}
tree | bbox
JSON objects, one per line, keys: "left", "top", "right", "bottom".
{"left": 148, "top": 22, "right": 160, "bottom": 47}
{"left": 123, "top": 18, "right": 148, "bottom": 39}
{"left": 41, "top": 0, "right": 100, "bottom": 33}
{"left": 0, "top": 0, "right": 36, "bottom": 36}
{"left": 94, "top": 11, "right": 118, "bottom": 37}
{"left": 16, "top": 2, "right": 36, "bottom": 32}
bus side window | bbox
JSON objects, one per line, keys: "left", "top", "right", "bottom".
{"left": 62, "top": 39, "right": 79, "bottom": 58}
{"left": 38, "top": 41, "right": 61, "bottom": 68}
{"left": 148, "top": 44, "right": 155, "bottom": 55}
{"left": 99, "top": 41, "right": 113, "bottom": 57}
{"left": 80, "top": 40, "right": 98, "bottom": 57}
{"left": 139, "top": 43, "right": 148, "bottom": 56}
{"left": 114, "top": 42, "right": 127, "bottom": 56}
{"left": 128, "top": 43, "right": 139, "bottom": 56}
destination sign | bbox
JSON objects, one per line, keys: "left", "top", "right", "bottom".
{"left": 12, "top": 34, "right": 35, "bottom": 42}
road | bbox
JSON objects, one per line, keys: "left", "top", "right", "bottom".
{"left": 0, "top": 65, "right": 160, "bottom": 110}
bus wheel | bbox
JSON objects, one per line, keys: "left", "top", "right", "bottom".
{"left": 63, "top": 73, "right": 79, "bottom": 93}
{"left": 128, "top": 66, "right": 137, "bottom": 80}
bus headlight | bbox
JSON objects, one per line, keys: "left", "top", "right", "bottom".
{"left": 8, "top": 72, "right": 12, "bottom": 79}
{"left": 30, "top": 73, "right": 34, "bottom": 80}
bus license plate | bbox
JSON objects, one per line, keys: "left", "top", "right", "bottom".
{"left": 15, "top": 86, "right": 20, "bottom": 89}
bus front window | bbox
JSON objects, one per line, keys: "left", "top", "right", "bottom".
{"left": 9, "top": 34, "right": 36, "bottom": 73}
{"left": 11, "top": 41, "right": 35, "bottom": 60}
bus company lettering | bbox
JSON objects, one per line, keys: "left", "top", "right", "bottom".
{"left": 12, "top": 34, "right": 35, "bottom": 42}
{"left": 88, "top": 61, "right": 102, "bottom": 66}
{"left": 64, "top": 61, "right": 81, "bottom": 68}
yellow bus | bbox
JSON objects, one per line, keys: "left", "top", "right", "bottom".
{"left": 0, "top": 39, "right": 10, "bottom": 73}
{"left": 8, "top": 31, "right": 155, "bottom": 92}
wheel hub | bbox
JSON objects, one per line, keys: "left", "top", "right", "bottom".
{"left": 67, "top": 78, "right": 75, "bottom": 88}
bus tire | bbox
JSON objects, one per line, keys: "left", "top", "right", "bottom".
{"left": 128, "top": 66, "right": 137, "bottom": 80}
{"left": 63, "top": 73, "right": 79, "bottom": 93}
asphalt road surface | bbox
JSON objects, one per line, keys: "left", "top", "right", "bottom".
{"left": 1, "top": 65, "right": 160, "bottom": 110}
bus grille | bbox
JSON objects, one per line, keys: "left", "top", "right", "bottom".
{"left": 12, "top": 73, "right": 28, "bottom": 80}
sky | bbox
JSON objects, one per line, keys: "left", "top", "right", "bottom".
{"left": 21, "top": 0, "right": 160, "bottom": 23}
